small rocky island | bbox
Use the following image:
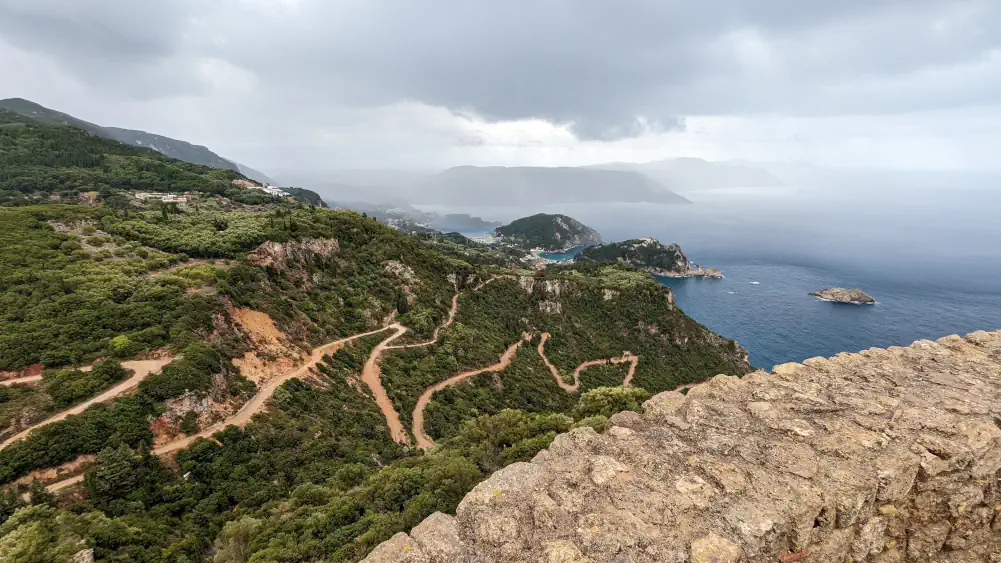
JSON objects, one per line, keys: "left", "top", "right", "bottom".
{"left": 581, "top": 238, "right": 723, "bottom": 278}
{"left": 810, "top": 287, "right": 876, "bottom": 304}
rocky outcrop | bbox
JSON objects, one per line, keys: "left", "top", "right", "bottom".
{"left": 810, "top": 288, "right": 876, "bottom": 304}
{"left": 247, "top": 238, "right": 339, "bottom": 271}
{"left": 363, "top": 330, "right": 1001, "bottom": 563}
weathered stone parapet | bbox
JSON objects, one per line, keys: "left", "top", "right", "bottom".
{"left": 363, "top": 330, "right": 1001, "bottom": 562}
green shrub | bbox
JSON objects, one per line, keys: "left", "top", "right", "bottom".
{"left": 42, "top": 360, "right": 130, "bottom": 409}
{"left": 108, "top": 335, "right": 134, "bottom": 357}
{"left": 571, "top": 386, "right": 651, "bottom": 420}
{"left": 179, "top": 411, "right": 199, "bottom": 435}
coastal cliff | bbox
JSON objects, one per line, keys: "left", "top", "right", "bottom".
{"left": 582, "top": 238, "right": 723, "bottom": 278}
{"left": 364, "top": 329, "right": 1001, "bottom": 562}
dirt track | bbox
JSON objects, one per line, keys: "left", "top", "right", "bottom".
{"left": 537, "top": 332, "right": 639, "bottom": 393}
{"left": 43, "top": 288, "right": 464, "bottom": 492}
{"left": 1, "top": 356, "right": 176, "bottom": 451}
{"left": 46, "top": 473, "right": 84, "bottom": 492}
{"left": 0, "top": 375, "right": 42, "bottom": 387}
{"left": 411, "top": 337, "right": 528, "bottom": 449}
{"left": 410, "top": 331, "right": 641, "bottom": 449}
{"left": 359, "top": 324, "right": 411, "bottom": 443}
{"left": 154, "top": 325, "right": 394, "bottom": 455}
{"left": 385, "top": 293, "right": 460, "bottom": 350}
{"left": 472, "top": 275, "right": 512, "bottom": 292}
{"left": 44, "top": 275, "right": 651, "bottom": 490}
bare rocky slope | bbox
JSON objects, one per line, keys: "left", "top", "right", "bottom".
{"left": 364, "top": 329, "right": 1001, "bottom": 562}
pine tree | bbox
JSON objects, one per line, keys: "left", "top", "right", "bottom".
{"left": 27, "top": 479, "right": 55, "bottom": 506}
{"left": 84, "top": 444, "right": 138, "bottom": 507}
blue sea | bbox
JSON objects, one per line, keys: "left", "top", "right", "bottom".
{"left": 539, "top": 245, "right": 586, "bottom": 262}
{"left": 419, "top": 183, "right": 1001, "bottom": 370}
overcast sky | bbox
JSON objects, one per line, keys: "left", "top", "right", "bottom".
{"left": 1, "top": 0, "right": 999, "bottom": 173}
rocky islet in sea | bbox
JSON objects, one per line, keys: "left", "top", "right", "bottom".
{"left": 809, "top": 287, "right": 876, "bottom": 304}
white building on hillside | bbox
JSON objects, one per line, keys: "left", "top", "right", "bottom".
{"left": 135, "top": 192, "right": 187, "bottom": 203}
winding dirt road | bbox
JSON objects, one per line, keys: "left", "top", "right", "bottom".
{"left": 1, "top": 357, "right": 177, "bottom": 451}
{"left": 385, "top": 293, "right": 460, "bottom": 350}
{"left": 0, "top": 375, "right": 42, "bottom": 387}
{"left": 537, "top": 332, "right": 639, "bottom": 393}
{"left": 40, "top": 326, "right": 393, "bottom": 492}
{"left": 42, "top": 274, "right": 650, "bottom": 490}
{"left": 411, "top": 337, "right": 529, "bottom": 449}
{"left": 410, "top": 331, "right": 641, "bottom": 449}
{"left": 155, "top": 325, "right": 395, "bottom": 455}
{"left": 43, "top": 291, "right": 462, "bottom": 492}
{"left": 360, "top": 290, "right": 464, "bottom": 443}
{"left": 359, "top": 323, "right": 411, "bottom": 443}
{"left": 472, "top": 275, "right": 512, "bottom": 292}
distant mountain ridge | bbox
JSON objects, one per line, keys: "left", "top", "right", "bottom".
{"left": 0, "top": 98, "right": 273, "bottom": 184}
{"left": 413, "top": 166, "right": 690, "bottom": 205}
{"left": 588, "top": 157, "right": 783, "bottom": 192}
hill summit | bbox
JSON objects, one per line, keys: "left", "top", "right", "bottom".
{"left": 494, "top": 213, "right": 601, "bottom": 250}
{"left": 0, "top": 98, "right": 272, "bottom": 183}
{"left": 582, "top": 238, "right": 722, "bottom": 278}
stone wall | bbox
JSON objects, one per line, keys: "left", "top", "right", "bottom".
{"left": 362, "top": 330, "right": 1001, "bottom": 562}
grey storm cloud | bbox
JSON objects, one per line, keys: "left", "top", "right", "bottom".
{"left": 1, "top": 0, "right": 1000, "bottom": 143}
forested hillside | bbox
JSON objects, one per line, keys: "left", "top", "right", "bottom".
{"left": 0, "top": 116, "right": 752, "bottom": 563}
{"left": 581, "top": 237, "right": 689, "bottom": 272}
{"left": 493, "top": 213, "right": 601, "bottom": 250}
{"left": 0, "top": 109, "right": 322, "bottom": 207}
{"left": 0, "top": 98, "right": 272, "bottom": 182}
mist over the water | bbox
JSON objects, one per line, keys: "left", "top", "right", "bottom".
{"left": 417, "top": 184, "right": 1001, "bottom": 368}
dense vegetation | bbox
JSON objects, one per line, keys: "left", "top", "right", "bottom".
{"left": 0, "top": 205, "right": 210, "bottom": 370}
{"left": 1, "top": 97, "right": 253, "bottom": 179}
{"left": 0, "top": 335, "right": 644, "bottom": 562}
{"left": 0, "top": 343, "right": 250, "bottom": 484}
{"left": 283, "top": 187, "right": 327, "bottom": 208}
{"left": 383, "top": 269, "right": 749, "bottom": 440}
{"left": 0, "top": 116, "right": 753, "bottom": 562}
{"left": 0, "top": 109, "right": 322, "bottom": 208}
{"left": 0, "top": 110, "right": 248, "bottom": 203}
{"left": 493, "top": 213, "right": 601, "bottom": 250}
{"left": 581, "top": 237, "right": 690, "bottom": 273}
{"left": 42, "top": 361, "right": 130, "bottom": 410}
